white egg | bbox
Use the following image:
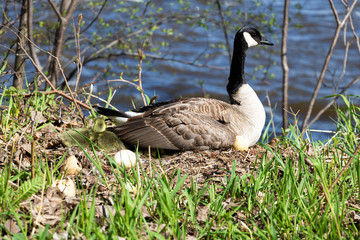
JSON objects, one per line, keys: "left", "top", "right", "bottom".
{"left": 114, "top": 150, "right": 137, "bottom": 169}
{"left": 62, "top": 155, "right": 82, "bottom": 175}
{"left": 53, "top": 178, "right": 76, "bottom": 197}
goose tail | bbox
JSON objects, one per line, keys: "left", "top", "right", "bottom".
{"left": 95, "top": 106, "right": 140, "bottom": 124}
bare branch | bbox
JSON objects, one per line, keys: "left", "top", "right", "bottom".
{"left": 347, "top": 10, "right": 360, "bottom": 53}
{"left": 301, "top": 0, "right": 358, "bottom": 132}
{"left": 27, "top": 0, "right": 42, "bottom": 73}
{"left": 216, "top": 0, "right": 232, "bottom": 64}
{"left": 266, "top": 91, "right": 277, "bottom": 138}
{"left": 107, "top": 79, "right": 140, "bottom": 90}
{"left": 18, "top": 44, "right": 90, "bottom": 111}
{"left": 307, "top": 75, "right": 360, "bottom": 128}
{"left": 80, "top": 0, "right": 107, "bottom": 34}
{"left": 74, "top": 14, "right": 83, "bottom": 92}
{"left": 83, "top": 14, "right": 206, "bottom": 65}
{"left": 337, "top": 41, "right": 350, "bottom": 85}
{"left": 281, "top": 0, "right": 290, "bottom": 130}
{"left": 47, "top": 0, "right": 78, "bottom": 87}
{"left": 13, "top": 0, "right": 28, "bottom": 89}
{"left": 86, "top": 23, "right": 157, "bottom": 61}
{"left": 137, "top": 49, "right": 147, "bottom": 106}
{"left": 328, "top": 0, "right": 340, "bottom": 25}
{"left": 64, "top": 0, "right": 78, "bottom": 19}
{"left": 65, "top": 51, "right": 227, "bottom": 83}
{"left": 0, "top": 2, "right": 18, "bottom": 32}
{"left": 128, "top": 52, "right": 228, "bottom": 70}
{"left": 339, "top": 0, "right": 357, "bottom": 27}
{"left": 47, "top": 0, "right": 63, "bottom": 21}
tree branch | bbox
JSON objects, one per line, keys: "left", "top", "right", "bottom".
{"left": 13, "top": 0, "right": 28, "bottom": 89}
{"left": 47, "top": 0, "right": 78, "bottom": 87}
{"left": 0, "top": 1, "right": 19, "bottom": 32}
{"left": 307, "top": 75, "right": 360, "bottom": 128}
{"left": 80, "top": 0, "right": 107, "bottom": 34}
{"left": 18, "top": 44, "right": 90, "bottom": 112}
{"left": 301, "top": 0, "right": 357, "bottom": 132}
{"left": 47, "top": 0, "right": 63, "bottom": 21}
{"left": 64, "top": 50, "right": 227, "bottom": 83}
{"left": 346, "top": 9, "right": 360, "bottom": 54}
{"left": 137, "top": 49, "right": 147, "bottom": 106}
{"left": 74, "top": 14, "right": 83, "bottom": 92}
{"left": 27, "top": 0, "right": 43, "bottom": 73}
{"left": 216, "top": 0, "right": 232, "bottom": 64}
{"left": 281, "top": 0, "right": 290, "bottom": 130}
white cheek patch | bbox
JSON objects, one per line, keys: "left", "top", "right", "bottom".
{"left": 243, "top": 32, "right": 258, "bottom": 48}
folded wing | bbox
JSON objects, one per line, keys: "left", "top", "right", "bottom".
{"left": 112, "top": 98, "right": 237, "bottom": 150}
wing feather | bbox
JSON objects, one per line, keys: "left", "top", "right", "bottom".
{"left": 113, "top": 98, "right": 238, "bottom": 150}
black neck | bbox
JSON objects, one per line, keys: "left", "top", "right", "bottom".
{"left": 227, "top": 36, "right": 248, "bottom": 97}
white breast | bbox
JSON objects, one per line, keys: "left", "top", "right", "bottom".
{"left": 230, "top": 84, "right": 266, "bottom": 146}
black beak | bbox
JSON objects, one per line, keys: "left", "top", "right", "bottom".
{"left": 260, "top": 39, "right": 274, "bottom": 45}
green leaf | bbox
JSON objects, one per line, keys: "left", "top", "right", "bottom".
{"left": 12, "top": 176, "right": 43, "bottom": 206}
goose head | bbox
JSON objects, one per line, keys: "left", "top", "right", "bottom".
{"left": 227, "top": 27, "right": 273, "bottom": 98}
{"left": 237, "top": 27, "right": 273, "bottom": 48}
{"left": 93, "top": 117, "right": 107, "bottom": 133}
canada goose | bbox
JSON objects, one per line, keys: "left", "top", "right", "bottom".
{"left": 97, "top": 27, "right": 273, "bottom": 151}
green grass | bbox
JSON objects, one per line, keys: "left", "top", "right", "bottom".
{"left": 0, "top": 87, "right": 359, "bottom": 239}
